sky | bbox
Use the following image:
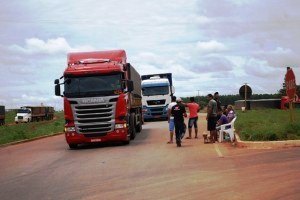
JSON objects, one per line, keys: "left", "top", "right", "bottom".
{"left": 0, "top": 0, "right": 299, "bottom": 110}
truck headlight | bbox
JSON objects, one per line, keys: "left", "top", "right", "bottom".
{"left": 65, "top": 127, "right": 76, "bottom": 132}
{"left": 115, "top": 124, "right": 127, "bottom": 129}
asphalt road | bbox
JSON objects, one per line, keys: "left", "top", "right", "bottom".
{"left": 0, "top": 114, "right": 299, "bottom": 200}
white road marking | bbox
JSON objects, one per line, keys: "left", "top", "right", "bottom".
{"left": 214, "top": 143, "right": 224, "bottom": 158}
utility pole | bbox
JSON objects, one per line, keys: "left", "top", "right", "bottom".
{"left": 197, "top": 90, "right": 200, "bottom": 104}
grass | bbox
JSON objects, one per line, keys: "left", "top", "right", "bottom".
{"left": 235, "top": 109, "right": 300, "bottom": 141}
{"left": 5, "top": 110, "right": 17, "bottom": 124}
{"left": 0, "top": 111, "right": 64, "bottom": 145}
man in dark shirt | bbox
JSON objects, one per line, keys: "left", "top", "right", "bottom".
{"left": 207, "top": 94, "right": 217, "bottom": 143}
{"left": 214, "top": 92, "right": 222, "bottom": 120}
{"left": 171, "top": 98, "right": 187, "bottom": 147}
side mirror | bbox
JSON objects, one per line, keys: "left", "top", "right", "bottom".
{"left": 171, "top": 86, "right": 175, "bottom": 94}
{"left": 54, "top": 79, "right": 59, "bottom": 84}
{"left": 55, "top": 84, "right": 61, "bottom": 96}
{"left": 127, "top": 80, "right": 134, "bottom": 92}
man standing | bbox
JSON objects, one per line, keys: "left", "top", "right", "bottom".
{"left": 171, "top": 98, "right": 187, "bottom": 147}
{"left": 167, "top": 96, "right": 177, "bottom": 144}
{"left": 185, "top": 97, "right": 200, "bottom": 139}
{"left": 214, "top": 92, "right": 222, "bottom": 120}
{"left": 207, "top": 94, "right": 217, "bottom": 143}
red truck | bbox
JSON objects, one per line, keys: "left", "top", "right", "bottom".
{"left": 54, "top": 50, "right": 142, "bottom": 148}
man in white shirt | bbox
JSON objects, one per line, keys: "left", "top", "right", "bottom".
{"left": 167, "top": 96, "right": 177, "bottom": 144}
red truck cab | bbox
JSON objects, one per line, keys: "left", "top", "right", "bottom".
{"left": 55, "top": 50, "right": 142, "bottom": 148}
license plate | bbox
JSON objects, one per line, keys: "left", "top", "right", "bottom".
{"left": 154, "top": 115, "right": 161, "bottom": 118}
{"left": 91, "top": 138, "right": 102, "bottom": 142}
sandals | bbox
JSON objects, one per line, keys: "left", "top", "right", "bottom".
{"left": 167, "top": 141, "right": 173, "bottom": 144}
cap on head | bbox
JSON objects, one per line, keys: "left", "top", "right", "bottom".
{"left": 207, "top": 94, "right": 213, "bottom": 98}
{"left": 176, "top": 97, "right": 182, "bottom": 102}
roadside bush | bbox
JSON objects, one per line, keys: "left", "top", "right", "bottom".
{"left": 0, "top": 111, "right": 64, "bottom": 145}
{"left": 236, "top": 109, "right": 300, "bottom": 141}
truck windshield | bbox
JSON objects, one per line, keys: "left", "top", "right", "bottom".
{"left": 64, "top": 74, "right": 122, "bottom": 97}
{"left": 142, "top": 86, "right": 169, "bottom": 96}
{"left": 17, "top": 109, "right": 30, "bottom": 113}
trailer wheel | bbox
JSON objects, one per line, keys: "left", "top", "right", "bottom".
{"left": 68, "top": 144, "right": 78, "bottom": 149}
{"left": 135, "top": 112, "right": 142, "bottom": 133}
{"left": 130, "top": 113, "right": 136, "bottom": 140}
{"left": 136, "top": 121, "right": 142, "bottom": 133}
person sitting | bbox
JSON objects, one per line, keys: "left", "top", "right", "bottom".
{"left": 227, "top": 105, "right": 236, "bottom": 122}
{"left": 217, "top": 110, "right": 229, "bottom": 127}
{"left": 216, "top": 109, "right": 230, "bottom": 141}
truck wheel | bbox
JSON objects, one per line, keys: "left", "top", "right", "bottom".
{"left": 68, "top": 144, "right": 78, "bottom": 149}
{"left": 136, "top": 121, "right": 142, "bottom": 133}
{"left": 130, "top": 113, "right": 136, "bottom": 140}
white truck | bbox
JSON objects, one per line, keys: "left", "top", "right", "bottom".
{"left": 141, "top": 73, "right": 175, "bottom": 120}
{"left": 15, "top": 106, "right": 54, "bottom": 123}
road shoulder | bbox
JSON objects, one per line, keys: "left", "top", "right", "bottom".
{"left": 235, "top": 133, "right": 300, "bottom": 149}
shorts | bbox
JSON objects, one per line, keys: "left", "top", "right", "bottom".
{"left": 188, "top": 117, "right": 198, "bottom": 128}
{"left": 207, "top": 116, "right": 217, "bottom": 131}
{"left": 169, "top": 118, "right": 175, "bottom": 132}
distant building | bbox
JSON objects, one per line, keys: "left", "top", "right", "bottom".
{"left": 235, "top": 99, "right": 281, "bottom": 110}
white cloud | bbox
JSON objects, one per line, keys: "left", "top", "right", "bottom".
{"left": 9, "top": 37, "right": 95, "bottom": 55}
{"left": 196, "top": 40, "right": 227, "bottom": 54}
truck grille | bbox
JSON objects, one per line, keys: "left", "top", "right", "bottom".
{"left": 147, "top": 100, "right": 166, "bottom": 106}
{"left": 69, "top": 96, "right": 117, "bottom": 135}
{"left": 149, "top": 107, "right": 164, "bottom": 116}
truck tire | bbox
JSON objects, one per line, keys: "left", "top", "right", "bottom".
{"left": 130, "top": 113, "right": 136, "bottom": 140}
{"left": 68, "top": 144, "right": 78, "bottom": 149}
{"left": 136, "top": 121, "right": 142, "bottom": 133}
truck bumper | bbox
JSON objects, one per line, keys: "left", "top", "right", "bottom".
{"left": 65, "top": 128, "right": 128, "bottom": 145}
{"left": 143, "top": 113, "right": 168, "bottom": 120}
{"left": 15, "top": 119, "right": 27, "bottom": 123}
{"left": 143, "top": 106, "right": 168, "bottom": 120}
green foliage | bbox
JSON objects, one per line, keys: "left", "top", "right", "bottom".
{"left": 5, "top": 110, "right": 17, "bottom": 124}
{"left": 181, "top": 93, "right": 281, "bottom": 109}
{"left": 236, "top": 109, "right": 300, "bottom": 141}
{"left": 0, "top": 112, "right": 64, "bottom": 145}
